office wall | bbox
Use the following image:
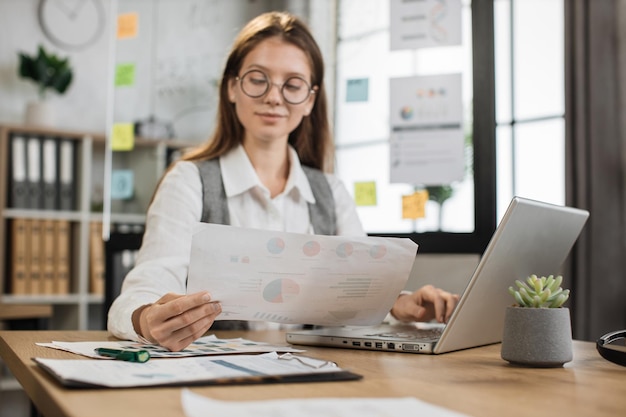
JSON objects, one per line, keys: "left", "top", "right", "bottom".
{"left": 112, "top": 0, "right": 270, "bottom": 140}
{"left": 0, "top": 0, "right": 274, "bottom": 138}
{"left": 0, "top": 0, "right": 109, "bottom": 131}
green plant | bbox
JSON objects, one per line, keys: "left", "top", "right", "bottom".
{"left": 18, "top": 45, "right": 73, "bottom": 100}
{"left": 426, "top": 185, "right": 454, "bottom": 206}
{"left": 508, "top": 274, "right": 570, "bottom": 308}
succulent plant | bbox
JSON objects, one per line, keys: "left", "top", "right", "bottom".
{"left": 508, "top": 274, "right": 570, "bottom": 308}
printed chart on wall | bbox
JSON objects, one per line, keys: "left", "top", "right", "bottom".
{"left": 389, "top": 73, "right": 465, "bottom": 185}
{"left": 187, "top": 223, "right": 418, "bottom": 326}
{"left": 389, "top": 0, "right": 462, "bottom": 51}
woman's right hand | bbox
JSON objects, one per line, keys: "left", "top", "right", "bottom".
{"left": 132, "top": 291, "right": 222, "bottom": 352}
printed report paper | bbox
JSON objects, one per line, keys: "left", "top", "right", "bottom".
{"left": 182, "top": 389, "right": 471, "bottom": 417}
{"left": 34, "top": 352, "right": 360, "bottom": 388}
{"left": 187, "top": 223, "right": 418, "bottom": 326}
{"left": 37, "top": 335, "right": 304, "bottom": 359}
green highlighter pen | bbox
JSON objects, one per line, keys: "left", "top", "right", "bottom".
{"left": 94, "top": 348, "right": 151, "bottom": 363}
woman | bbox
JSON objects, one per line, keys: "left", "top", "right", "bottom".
{"left": 108, "top": 11, "right": 459, "bottom": 352}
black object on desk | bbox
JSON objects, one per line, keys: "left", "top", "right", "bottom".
{"left": 597, "top": 329, "right": 626, "bottom": 366}
{"left": 103, "top": 227, "right": 144, "bottom": 327}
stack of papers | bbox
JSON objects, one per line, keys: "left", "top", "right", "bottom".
{"left": 34, "top": 335, "right": 360, "bottom": 388}
{"left": 37, "top": 334, "right": 304, "bottom": 359}
{"left": 33, "top": 352, "right": 361, "bottom": 388}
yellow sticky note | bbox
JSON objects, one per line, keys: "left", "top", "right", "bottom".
{"left": 115, "top": 63, "right": 135, "bottom": 87}
{"left": 354, "top": 181, "right": 377, "bottom": 206}
{"left": 111, "top": 123, "right": 135, "bottom": 151}
{"left": 402, "top": 190, "right": 429, "bottom": 219}
{"left": 117, "top": 12, "right": 139, "bottom": 39}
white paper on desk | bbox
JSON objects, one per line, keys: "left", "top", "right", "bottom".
{"left": 187, "top": 223, "right": 418, "bottom": 326}
{"left": 182, "top": 389, "right": 471, "bottom": 417}
{"left": 36, "top": 334, "right": 304, "bottom": 359}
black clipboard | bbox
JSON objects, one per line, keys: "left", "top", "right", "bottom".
{"left": 32, "top": 353, "right": 362, "bottom": 389}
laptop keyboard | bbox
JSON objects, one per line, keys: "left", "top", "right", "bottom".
{"left": 366, "top": 326, "right": 444, "bottom": 342}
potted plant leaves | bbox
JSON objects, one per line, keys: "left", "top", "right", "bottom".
{"left": 18, "top": 44, "right": 73, "bottom": 126}
{"left": 501, "top": 274, "right": 573, "bottom": 367}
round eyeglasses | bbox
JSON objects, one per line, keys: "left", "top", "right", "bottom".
{"left": 236, "top": 70, "right": 315, "bottom": 105}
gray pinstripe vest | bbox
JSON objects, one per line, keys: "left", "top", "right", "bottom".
{"left": 194, "top": 158, "right": 337, "bottom": 235}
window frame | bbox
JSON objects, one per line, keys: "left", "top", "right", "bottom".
{"left": 354, "top": 0, "right": 497, "bottom": 254}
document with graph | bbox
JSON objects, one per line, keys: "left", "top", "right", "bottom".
{"left": 34, "top": 352, "right": 362, "bottom": 388}
{"left": 187, "top": 223, "right": 418, "bottom": 326}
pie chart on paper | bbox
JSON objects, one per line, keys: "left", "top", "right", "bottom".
{"left": 302, "top": 240, "right": 321, "bottom": 257}
{"left": 263, "top": 278, "right": 300, "bottom": 303}
{"left": 369, "top": 244, "right": 387, "bottom": 259}
{"left": 336, "top": 242, "right": 354, "bottom": 258}
{"left": 266, "top": 237, "right": 285, "bottom": 254}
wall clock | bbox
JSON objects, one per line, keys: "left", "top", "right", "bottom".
{"left": 37, "top": 0, "right": 106, "bottom": 51}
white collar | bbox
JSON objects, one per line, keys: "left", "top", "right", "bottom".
{"left": 219, "top": 144, "right": 316, "bottom": 203}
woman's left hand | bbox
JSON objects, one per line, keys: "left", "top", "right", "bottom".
{"left": 390, "top": 285, "right": 460, "bottom": 323}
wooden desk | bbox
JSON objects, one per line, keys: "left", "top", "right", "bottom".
{"left": 1, "top": 330, "right": 624, "bottom": 417}
{"left": 0, "top": 304, "right": 52, "bottom": 392}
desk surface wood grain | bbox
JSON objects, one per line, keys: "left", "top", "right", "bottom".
{"left": 1, "top": 330, "right": 625, "bottom": 417}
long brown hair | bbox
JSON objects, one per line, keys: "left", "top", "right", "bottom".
{"left": 181, "top": 11, "right": 334, "bottom": 172}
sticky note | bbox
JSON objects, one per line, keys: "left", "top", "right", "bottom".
{"left": 117, "top": 12, "right": 139, "bottom": 39}
{"left": 402, "top": 190, "right": 429, "bottom": 219}
{"left": 115, "top": 63, "right": 135, "bottom": 87}
{"left": 111, "top": 123, "right": 135, "bottom": 151}
{"left": 346, "top": 78, "right": 369, "bottom": 102}
{"left": 354, "top": 181, "right": 377, "bottom": 206}
{"left": 111, "top": 170, "right": 134, "bottom": 200}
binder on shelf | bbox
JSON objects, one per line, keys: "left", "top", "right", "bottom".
{"left": 42, "top": 137, "right": 58, "bottom": 211}
{"left": 28, "top": 219, "right": 43, "bottom": 294}
{"left": 10, "top": 218, "right": 30, "bottom": 294}
{"left": 54, "top": 219, "right": 71, "bottom": 294}
{"left": 58, "top": 139, "right": 76, "bottom": 211}
{"left": 89, "top": 222, "right": 105, "bottom": 295}
{"left": 26, "top": 136, "right": 43, "bottom": 209}
{"left": 41, "top": 219, "right": 57, "bottom": 294}
{"left": 9, "top": 135, "right": 29, "bottom": 209}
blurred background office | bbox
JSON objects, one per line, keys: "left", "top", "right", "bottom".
{"left": 1, "top": 1, "right": 625, "bottom": 415}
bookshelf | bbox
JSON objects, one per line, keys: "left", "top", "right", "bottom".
{"left": 0, "top": 123, "right": 193, "bottom": 330}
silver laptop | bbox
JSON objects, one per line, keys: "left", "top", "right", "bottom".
{"left": 286, "top": 197, "right": 589, "bottom": 354}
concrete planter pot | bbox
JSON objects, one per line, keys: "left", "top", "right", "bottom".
{"left": 25, "top": 101, "right": 55, "bottom": 127}
{"left": 501, "top": 306, "right": 573, "bottom": 367}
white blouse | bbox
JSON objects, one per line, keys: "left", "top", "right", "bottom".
{"left": 107, "top": 144, "right": 365, "bottom": 341}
